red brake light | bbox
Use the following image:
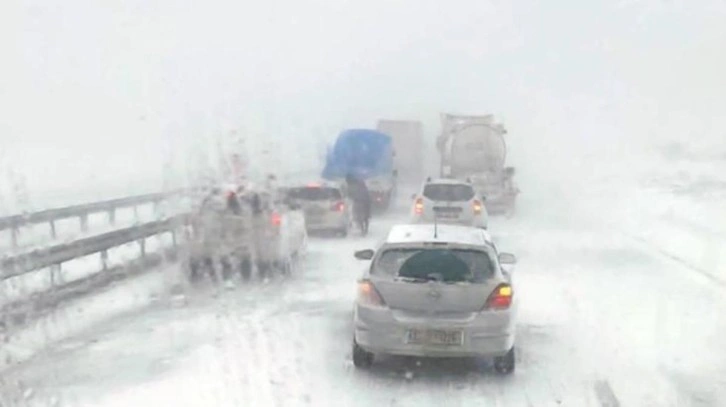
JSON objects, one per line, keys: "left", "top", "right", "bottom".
{"left": 331, "top": 200, "right": 345, "bottom": 212}
{"left": 306, "top": 183, "right": 321, "bottom": 188}
{"left": 473, "top": 200, "right": 483, "bottom": 215}
{"left": 414, "top": 198, "right": 424, "bottom": 215}
{"left": 357, "top": 280, "right": 386, "bottom": 307}
{"left": 484, "top": 284, "right": 513, "bottom": 310}
{"left": 271, "top": 211, "right": 282, "bottom": 226}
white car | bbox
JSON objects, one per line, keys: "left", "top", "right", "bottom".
{"left": 283, "top": 182, "right": 351, "bottom": 236}
{"left": 187, "top": 186, "right": 307, "bottom": 281}
{"left": 352, "top": 224, "right": 517, "bottom": 373}
{"left": 411, "top": 178, "right": 488, "bottom": 229}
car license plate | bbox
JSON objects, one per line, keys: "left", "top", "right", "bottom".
{"left": 406, "top": 329, "right": 463, "bottom": 346}
{"left": 308, "top": 207, "right": 326, "bottom": 214}
{"left": 437, "top": 212, "right": 458, "bottom": 219}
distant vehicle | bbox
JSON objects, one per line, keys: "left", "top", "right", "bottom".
{"left": 411, "top": 178, "right": 488, "bottom": 229}
{"left": 376, "top": 119, "right": 425, "bottom": 185}
{"left": 282, "top": 182, "right": 351, "bottom": 237}
{"left": 437, "top": 113, "right": 519, "bottom": 215}
{"left": 351, "top": 224, "right": 518, "bottom": 374}
{"left": 186, "top": 186, "right": 307, "bottom": 281}
{"left": 322, "top": 129, "right": 396, "bottom": 211}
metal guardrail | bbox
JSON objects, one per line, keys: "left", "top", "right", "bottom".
{"left": 0, "top": 190, "right": 183, "bottom": 248}
{"left": 1, "top": 213, "right": 189, "bottom": 281}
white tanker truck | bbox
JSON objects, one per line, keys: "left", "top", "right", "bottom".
{"left": 437, "top": 113, "right": 519, "bottom": 215}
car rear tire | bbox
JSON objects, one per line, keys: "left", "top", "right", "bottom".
{"left": 257, "top": 261, "right": 272, "bottom": 280}
{"left": 279, "top": 257, "right": 293, "bottom": 276}
{"left": 239, "top": 258, "right": 252, "bottom": 281}
{"left": 352, "top": 340, "right": 373, "bottom": 369}
{"left": 338, "top": 228, "right": 348, "bottom": 238}
{"left": 493, "top": 347, "right": 515, "bottom": 375}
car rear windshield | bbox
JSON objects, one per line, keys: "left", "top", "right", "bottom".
{"left": 423, "top": 184, "right": 475, "bottom": 201}
{"left": 287, "top": 187, "right": 342, "bottom": 201}
{"left": 373, "top": 248, "right": 494, "bottom": 283}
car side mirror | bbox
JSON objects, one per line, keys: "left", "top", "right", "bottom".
{"left": 498, "top": 252, "right": 517, "bottom": 265}
{"left": 410, "top": 193, "right": 417, "bottom": 200}
{"left": 354, "top": 249, "right": 375, "bottom": 260}
{"left": 504, "top": 167, "right": 516, "bottom": 177}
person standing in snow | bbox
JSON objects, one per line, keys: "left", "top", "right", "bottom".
{"left": 345, "top": 174, "right": 371, "bottom": 235}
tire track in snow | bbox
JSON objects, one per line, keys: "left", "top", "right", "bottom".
{"left": 623, "top": 233, "right": 726, "bottom": 289}
{"left": 593, "top": 380, "right": 620, "bottom": 407}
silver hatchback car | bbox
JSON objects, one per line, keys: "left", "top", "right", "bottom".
{"left": 284, "top": 182, "right": 351, "bottom": 236}
{"left": 352, "top": 224, "right": 517, "bottom": 373}
{"left": 411, "top": 178, "right": 489, "bottom": 229}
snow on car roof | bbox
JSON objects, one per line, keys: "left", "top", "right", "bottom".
{"left": 424, "top": 178, "right": 472, "bottom": 186}
{"left": 385, "top": 224, "right": 492, "bottom": 246}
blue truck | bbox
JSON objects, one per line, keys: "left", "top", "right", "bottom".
{"left": 322, "top": 129, "right": 396, "bottom": 210}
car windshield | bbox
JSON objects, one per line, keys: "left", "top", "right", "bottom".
{"left": 374, "top": 248, "right": 494, "bottom": 283}
{"left": 423, "top": 184, "right": 475, "bottom": 201}
{"left": 287, "top": 187, "right": 341, "bottom": 201}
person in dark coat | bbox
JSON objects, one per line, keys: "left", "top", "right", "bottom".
{"left": 345, "top": 174, "right": 371, "bottom": 234}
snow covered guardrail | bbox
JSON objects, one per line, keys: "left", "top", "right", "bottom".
{"left": 0, "top": 213, "right": 190, "bottom": 281}
{"left": 0, "top": 212, "right": 191, "bottom": 328}
{"left": 0, "top": 190, "right": 184, "bottom": 248}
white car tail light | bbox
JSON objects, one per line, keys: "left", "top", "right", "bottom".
{"left": 331, "top": 200, "right": 345, "bottom": 212}
{"left": 483, "top": 284, "right": 513, "bottom": 310}
{"left": 414, "top": 198, "right": 424, "bottom": 215}
{"left": 271, "top": 211, "right": 282, "bottom": 227}
{"left": 473, "top": 200, "right": 483, "bottom": 215}
{"left": 357, "top": 280, "right": 387, "bottom": 308}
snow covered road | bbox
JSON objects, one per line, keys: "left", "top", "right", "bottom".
{"left": 2, "top": 195, "right": 725, "bottom": 407}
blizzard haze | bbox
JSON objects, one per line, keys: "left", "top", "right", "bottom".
{"left": 2, "top": 1, "right": 726, "bottom": 405}
{"left": 2, "top": 1, "right": 725, "bottom": 204}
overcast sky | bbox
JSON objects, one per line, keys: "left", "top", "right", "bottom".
{"left": 1, "top": 0, "right": 725, "bottom": 208}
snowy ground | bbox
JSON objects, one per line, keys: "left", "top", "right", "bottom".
{"left": 1, "top": 165, "right": 725, "bottom": 406}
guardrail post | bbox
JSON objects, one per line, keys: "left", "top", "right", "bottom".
{"left": 108, "top": 209, "right": 116, "bottom": 225}
{"left": 100, "top": 249, "right": 108, "bottom": 271}
{"left": 138, "top": 238, "right": 146, "bottom": 258}
{"left": 11, "top": 227, "right": 18, "bottom": 248}
{"left": 80, "top": 215, "right": 88, "bottom": 232}
{"left": 49, "top": 264, "right": 62, "bottom": 287}
{"left": 50, "top": 220, "right": 57, "bottom": 239}
{"left": 171, "top": 230, "right": 177, "bottom": 248}
{"left": 133, "top": 206, "right": 140, "bottom": 221}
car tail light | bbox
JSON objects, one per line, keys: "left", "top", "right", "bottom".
{"left": 484, "top": 284, "right": 513, "bottom": 310}
{"left": 414, "top": 198, "right": 424, "bottom": 215}
{"left": 473, "top": 200, "right": 483, "bottom": 215}
{"left": 357, "top": 280, "right": 386, "bottom": 308}
{"left": 271, "top": 211, "right": 282, "bottom": 227}
{"left": 331, "top": 200, "right": 345, "bottom": 212}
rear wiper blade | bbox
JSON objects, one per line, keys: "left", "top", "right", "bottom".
{"left": 395, "top": 276, "right": 428, "bottom": 283}
{"left": 442, "top": 280, "right": 472, "bottom": 285}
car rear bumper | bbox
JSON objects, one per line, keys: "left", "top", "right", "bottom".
{"left": 304, "top": 213, "right": 348, "bottom": 231}
{"left": 354, "top": 305, "right": 515, "bottom": 358}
